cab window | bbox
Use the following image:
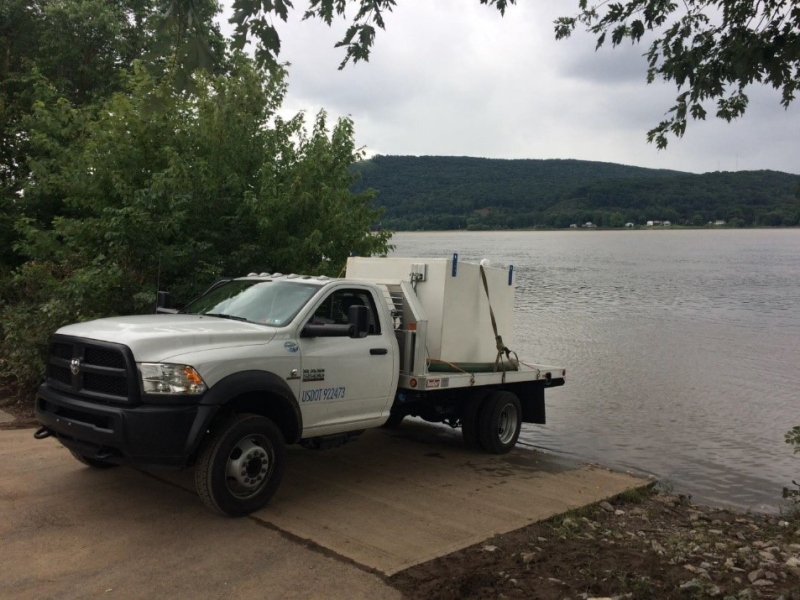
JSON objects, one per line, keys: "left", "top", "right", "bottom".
{"left": 182, "top": 280, "right": 318, "bottom": 327}
{"left": 310, "top": 289, "right": 382, "bottom": 335}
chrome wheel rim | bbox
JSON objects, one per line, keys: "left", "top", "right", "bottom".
{"left": 225, "top": 434, "right": 274, "bottom": 499}
{"left": 497, "top": 403, "right": 519, "bottom": 445}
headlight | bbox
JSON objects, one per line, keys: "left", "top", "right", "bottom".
{"left": 139, "top": 363, "right": 207, "bottom": 395}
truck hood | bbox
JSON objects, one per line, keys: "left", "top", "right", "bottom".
{"left": 56, "top": 314, "right": 277, "bottom": 363}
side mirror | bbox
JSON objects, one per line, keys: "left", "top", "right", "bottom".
{"left": 348, "top": 305, "right": 369, "bottom": 338}
{"left": 155, "top": 291, "right": 178, "bottom": 314}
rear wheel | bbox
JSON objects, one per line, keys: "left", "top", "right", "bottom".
{"left": 461, "top": 392, "right": 488, "bottom": 450}
{"left": 195, "top": 413, "right": 285, "bottom": 517}
{"left": 70, "top": 450, "right": 118, "bottom": 469}
{"left": 478, "top": 391, "right": 522, "bottom": 454}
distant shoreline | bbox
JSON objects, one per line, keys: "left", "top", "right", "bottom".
{"left": 388, "top": 225, "right": 800, "bottom": 233}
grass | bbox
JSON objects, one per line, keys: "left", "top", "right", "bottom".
{"left": 617, "top": 485, "right": 656, "bottom": 505}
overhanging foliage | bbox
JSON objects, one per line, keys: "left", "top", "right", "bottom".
{"left": 208, "top": 0, "right": 800, "bottom": 145}
{"left": 557, "top": 0, "right": 800, "bottom": 147}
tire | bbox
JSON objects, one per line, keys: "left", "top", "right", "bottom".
{"left": 195, "top": 413, "right": 285, "bottom": 517}
{"left": 70, "top": 450, "right": 118, "bottom": 469}
{"left": 478, "top": 391, "right": 522, "bottom": 454}
{"left": 461, "top": 392, "right": 488, "bottom": 450}
{"left": 381, "top": 413, "right": 405, "bottom": 429}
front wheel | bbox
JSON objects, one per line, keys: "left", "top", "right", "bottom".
{"left": 195, "top": 413, "right": 286, "bottom": 517}
{"left": 478, "top": 391, "right": 522, "bottom": 454}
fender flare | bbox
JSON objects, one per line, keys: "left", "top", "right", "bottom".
{"left": 198, "top": 370, "right": 303, "bottom": 443}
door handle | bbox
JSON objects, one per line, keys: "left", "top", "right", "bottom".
{"left": 370, "top": 348, "right": 388, "bottom": 355}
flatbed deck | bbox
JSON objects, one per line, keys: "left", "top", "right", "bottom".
{"left": 398, "top": 362, "right": 565, "bottom": 392}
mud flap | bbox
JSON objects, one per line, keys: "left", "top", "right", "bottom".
{"left": 519, "top": 383, "right": 546, "bottom": 424}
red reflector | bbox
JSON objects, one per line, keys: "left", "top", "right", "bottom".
{"left": 409, "top": 378, "right": 417, "bottom": 388}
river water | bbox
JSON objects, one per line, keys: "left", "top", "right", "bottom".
{"left": 391, "top": 229, "right": 800, "bottom": 513}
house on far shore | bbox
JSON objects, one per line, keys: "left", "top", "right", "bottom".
{"left": 714, "top": 220, "right": 726, "bottom": 226}
{"left": 625, "top": 222, "right": 635, "bottom": 228}
{"left": 663, "top": 220, "right": 671, "bottom": 226}
{"left": 583, "top": 222, "right": 596, "bottom": 228}
{"left": 569, "top": 223, "right": 578, "bottom": 229}
{"left": 646, "top": 220, "right": 654, "bottom": 226}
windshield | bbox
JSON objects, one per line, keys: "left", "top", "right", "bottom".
{"left": 182, "top": 280, "right": 319, "bottom": 327}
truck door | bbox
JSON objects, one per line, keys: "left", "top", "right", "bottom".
{"left": 297, "top": 286, "right": 395, "bottom": 435}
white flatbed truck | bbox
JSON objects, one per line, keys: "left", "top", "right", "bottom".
{"left": 34, "top": 255, "right": 565, "bottom": 516}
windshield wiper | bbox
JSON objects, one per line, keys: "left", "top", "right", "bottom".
{"left": 203, "top": 313, "right": 250, "bottom": 322}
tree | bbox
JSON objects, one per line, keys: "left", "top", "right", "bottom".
{"left": 211, "top": 0, "right": 799, "bottom": 147}
{"left": 1, "top": 58, "right": 389, "bottom": 392}
{"left": 222, "top": 0, "right": 513, "bottom": 68}
{"left": 0, "top": 0, "right": 225, "bottom": 273}
{"left": 1, "top": 2, "right": 391, "bottom": 398}
{"left": 609, "top": 211, "right": 625, "bottom": 227}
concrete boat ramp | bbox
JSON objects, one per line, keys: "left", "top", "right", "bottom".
{"left": 1, "top": 421, "right": 647, "bottom": 597}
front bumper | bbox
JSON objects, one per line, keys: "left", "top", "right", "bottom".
{"left": 35, "top": 383, "right": 218, "bottom": 468}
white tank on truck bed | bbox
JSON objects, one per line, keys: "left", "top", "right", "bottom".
{"left": 345, "top": 255, "right": 515, "bottom": 366}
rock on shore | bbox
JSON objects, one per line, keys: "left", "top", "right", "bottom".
{"left": 390, "top": 489, "right": 800, "bottom": 599}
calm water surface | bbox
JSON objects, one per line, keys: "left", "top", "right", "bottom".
{"left": 391, "top": 230, "right": 800, "bottom": 512}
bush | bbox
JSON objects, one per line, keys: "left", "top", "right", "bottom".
{"left": 783, "top": 427, "right": 800, "bottom": 509}
{"left": 0, "top": 60, "right": 391, "bottom": 397}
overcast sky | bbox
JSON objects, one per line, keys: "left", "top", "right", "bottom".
{"left": 218, "top": 1, "right": 799, "bottom": 175}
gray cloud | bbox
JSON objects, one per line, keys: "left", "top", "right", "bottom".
{"left": 559, "top": 41, "right": 652, "bottom": 85}
{"left": 218, "top": 0, "right": 800, "bottom": 175}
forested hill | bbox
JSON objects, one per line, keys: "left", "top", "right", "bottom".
{"left": 352, "top": 155, "right": 800, "bottom": 230}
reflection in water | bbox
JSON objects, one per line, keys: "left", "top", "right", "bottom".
{"left": 392, "top": 230, "right": 800, "bottom": 512}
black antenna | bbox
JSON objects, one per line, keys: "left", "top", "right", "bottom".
{"left": 155, "top": 257, "right": 161, "bottom": 310}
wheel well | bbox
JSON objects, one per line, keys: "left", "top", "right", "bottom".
{"left": 211, "top": 392, "right": 301, "bottom": 445}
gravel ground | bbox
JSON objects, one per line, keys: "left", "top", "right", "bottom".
{"left": 390, "top": 488, "right": 800, "bottom": 600}
{"left": 0, "top": 386, "right": 37, "bottom": 430}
